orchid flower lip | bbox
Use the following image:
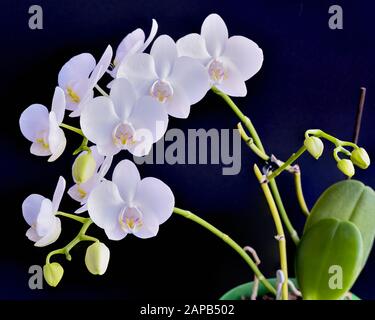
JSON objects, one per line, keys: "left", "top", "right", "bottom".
{"left": 118, "top": 206, "right": 143, "bottom": 234}
{"left": 150, "top": 79, "right": 174, "bottom": 103}
{"left": 113, "top": 122, "right": 137, "bottom": 148}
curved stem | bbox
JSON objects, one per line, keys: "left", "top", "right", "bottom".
{"left": 267, "top": 146, "right": 307, "bottom": 180}
{"left": 213, "top": 87, "right": 299, "bottom": 245}
{"left": 212, "top": 86, "right": 265, "bottom": 152}
{"left": 173, "top": 207, "right": 276, "bottom": 295}
{"left": 46, "top": 219, "right": 96, "bottom": 264}
{"left": 57, "top": 211, "right": 88, "bottom": 223}
{"left": 237, "top": 123, "right": 269, "bottom": 161}
{"left": 294, "top": 171, "right": 309, "bottom": 217}
{"left": 60, "top": 123, "right": 85, "bottom": 137}
{"left": 269, "top": 180, "right": 300, "bottom": 245}
{"left": 253, "top": 165, "right": 288, "bottom": 300}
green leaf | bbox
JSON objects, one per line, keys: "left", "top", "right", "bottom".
{"left": 305, "top": 180, "right": 375, "bottom": 267}
{"left": 296, "top": 218, "right": 363, "bottom": 300}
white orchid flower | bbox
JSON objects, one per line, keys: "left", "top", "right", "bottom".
{"left": 22, "top": 176, "right": 66, "bottom": 247}
{"left": 109, "top": 19, "right": 158, "bottom": 77}
{"left": 88, "top": 160, "right": 175, "bottom": 240}
{"left": 19, "top": 87, "right": 66, "bottom": 162}
{"left": 58, "top": 45, "right": 113, "bottom": 117}
{"left": 176, "top": 13, "right": 264, "bottom": 97}
{"left": 80, "top": 78, "right": 168, "bottom": 157}
{"left": 117, "top": 35, "right": 210, "bottom": 119}
{"left": 68, "top": 146, "right": 113, "bottom": 214}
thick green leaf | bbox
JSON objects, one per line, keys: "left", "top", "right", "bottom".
{"left": 296, "top": 218, "right": 363, "bottom": 300}
{"left": 305, "top": 180, "right": 375, "bottom": 267}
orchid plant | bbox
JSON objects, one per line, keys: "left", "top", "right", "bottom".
{"left": 20, "top": 14, "right": 375, "bottom": 300}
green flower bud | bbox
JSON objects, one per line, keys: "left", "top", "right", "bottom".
{"left": 85, "top": 242, "right": 110, "bottom": 275}
{"left": 337, "top": 159, "right": 355, "bottom": 178}
{"left": 43, "top": 262, "right": 64, "bottom": 287}
{"left": 304, "top": 136, "right": 324, "bottom": 160}
{"left": 72, "top": 151, "right": 96, "bottom": 184}
{"left": 351, "top": 148, "right": 370, "bottom": 169}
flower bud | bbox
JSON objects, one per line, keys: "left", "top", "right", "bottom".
{"left": 85, "top": 242, "right": 110, "bottom": 275}
{"left": 43, "top": 262, "right": 64, "bottom": 287}
{"left": 350, "top": 148, "right": 370, "bottom": 169}
{"left": 304, "top": 137, "right": 324, "bottom": 160}
{"left": 337, "top": 159, "right": 355, "bottom": 178}
{"left": 73, "top": 151, "right": 96, "bottom": 184}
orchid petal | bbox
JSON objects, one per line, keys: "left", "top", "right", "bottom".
{"left": 58, "top": 53, "right": 96, "bottom": 88}
{"left": 140, "top": 19, "right": 158, "bottom": 52}
{"left": 215, "top": 60, "right": 247, "bottom": 97}
{"left": 35, "top": 198, "right": 54, "bottom": 236}
{"left": 52, "top": 176, "right": 66, "bottom": 213}
{"left": 116, "top": 53, "right": 157, "bottom": 97}
{"left": 201, "top": 14, "right": 228, "bottom": 58}
{"left": 80, "top": 96, "right": 120, "bottom": 148}
{"left": 88, "top": 180, "right": 125, "bottom": 231}
{"left": 115, "top": 29, "right": 145, "bottom": 66}
{"left": 130, "top": 96, "right": 168, "bottom": 143}
{"left": 22, "top": 194, "right": 45, "bottom": 226}
{"left": 112, "top": 160, "right": 140, "bottom": 204}
{"left": 109, "top": 78, "right": 137, "bottom": 121}
{"left": 176, "top": 33, "right": 211, "bottom": 63}
{"left": 35, "top": 217, "right": 61, "bottom": 247}
{"left": 51, "top": 87, "right": 66, "bottom": 124}
{"left": 169, "top": 56, "right": 210, "bottom": 105}
{"left": 150, "top": 35, "right": 177, "bottom": 79}
{"left": 223, "top": 35, "right": 263, "bottom": 81}
{"left": 134, "top": 177, "right": 175, "bottom": 224}
{"left": 47, "top": 112, "right": 66, "bottom": 162}
{"left": 105, "top": 224, "right": 127, "bottom": 241}
{"left": 134, "top": 211, "right": 159, "bottom": 239}
{"left": 165, "top": 85, "right": 191, "bottom": 119}
{"left": 19, "top": 104, "right": 49, "bottom": 142}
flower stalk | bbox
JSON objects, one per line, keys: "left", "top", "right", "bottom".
{"left": 253, "top": 165, "right": 288, "bottom": 300}
{"left": 173, "top": 207, "right": 277, "bottom": 295}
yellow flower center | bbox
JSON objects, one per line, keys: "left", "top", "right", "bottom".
{"left": 67, "top": 87, "right": 81, "bottom": 103}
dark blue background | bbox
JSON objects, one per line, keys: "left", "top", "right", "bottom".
{"left": 1, "top": 0, "right": 374, "bottom": 299}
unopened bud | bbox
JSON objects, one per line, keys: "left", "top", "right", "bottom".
{"left": 337, "top": 159, "right": 355, "bottom": 178}
{"left": 351, "top": 148, "right": 370, "bottom": 169}
{"left": 85, "top": 242, "right": 110, "bottom": 275}
{"left": 43, "top": 262, "right": 64, "bottom": 287}
{"left": 304, "top": 137, "right": 324, "bottom": 160}
{"left": 73, "top": 151, "right": 96, "bottom": 184}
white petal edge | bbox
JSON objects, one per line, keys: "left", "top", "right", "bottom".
{"left": 87, "top": 180, "right": 125, "bottom": 231}
{"left": 134, "top": 177, "right": 175, "bottom": 224}
{"left": 222, "top": 35, "right": 264, "bottom": 81}
{"left": 201, "top": 13, "right": 229, "bottom": 58}
{"left": 19, "top": 104, "right": 49, "bottom": 142}
{"left": 112, "top": 160, "right": 141, "bottom": 204}
{"left": 80, "top": 96, "right": 120, "bottom": 147}
{"left": 52, "top": 176, "right": 66, "bottom": 213}
{"left": 51, "top": 87, "right": 66, "bottom": 124}
{"left": 150, "top": 35, "right": 177, "bottom": 79}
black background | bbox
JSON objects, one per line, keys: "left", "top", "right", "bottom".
{"left": 1, "top": 0, "right": 375, "bottom": 300}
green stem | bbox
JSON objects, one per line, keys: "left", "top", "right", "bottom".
{"left": 173, "top": 207, "right": 276, "bottom": 295}
{"left": 237, "top": 123, "right": 269, "bottom": 161}
{"left": 254, "top": 165, "right": 288, "bottom": 300}
{"left": 212, "top": 86, "right": 265, "bottom": 152}
{"left": 46, "top": 219, "right": 96, "bottom": 264}
{"left": 294, "top": 171, "right": 309, "bottom": 217}
{"left": 60, "top": 123, "right": 85, "bottom": 137}
{"left": 57, "top": 211, "right": 88, "bottom": 223}
{"left": 269, "top": 180, "right": 300, "bottom": 245}
{"left": 267, "top": 146, "right": 307, "bottom": 181}
{"left": 213, "top": 87, "right": 299, "bottom": 245}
